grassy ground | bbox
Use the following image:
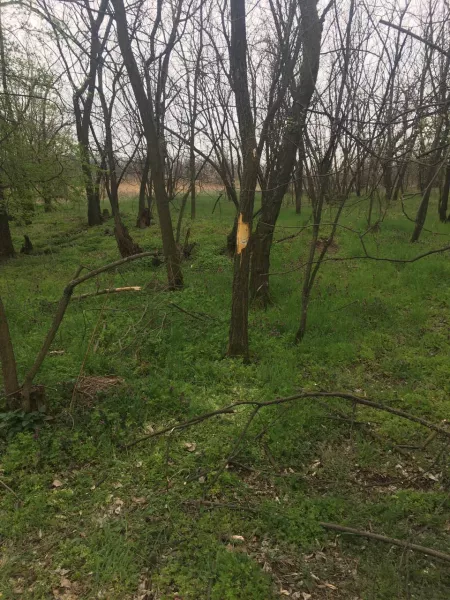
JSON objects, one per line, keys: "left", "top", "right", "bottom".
{"left": 1, "top": 192, "right": 450, "bottom": 599}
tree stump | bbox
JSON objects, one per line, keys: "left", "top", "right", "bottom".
{"left": 20, "top": 235, "right": 33, "bottom": 255}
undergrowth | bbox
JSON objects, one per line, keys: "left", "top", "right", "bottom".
{"left": 0, "top": 193, "right": 449, "bottom": 599}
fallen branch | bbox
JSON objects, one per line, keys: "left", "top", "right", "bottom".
{"left": 184, "top": 499, "right": 257, "bottom": 513}
{"left": 74, "top": 286, "right": 142, "bottom": 301}
{"left": 22, "top": 252, "right": 159, "bottom": 405}
{"left": 269, "top": 244, "right": 450, "bottom": 276}
{"left": 168, "top": 302, "right": 209, "bottom": 321}
{"left": 168, "top": 302, "right": 218, "bottom": 321}
{"left": 320, "top": 522, "right": 450, "bottom": 563}
{"left": 122, "top": 406, "right": 237, "bottom": 449}
{"left": 122, "top": 390, "right": 450, "bottom": 450}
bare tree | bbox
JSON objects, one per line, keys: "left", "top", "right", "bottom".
{"left": 111, "top": 0, "right": 183, "bottom": 289}
{"left": 37, "top": 0, "right": 110, "bottom": 226}
{"left": 227, "top": 0, "right": 259, "bottom": 359}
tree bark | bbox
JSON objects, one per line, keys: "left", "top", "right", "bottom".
{"left": 0, "top": 295, "right": 19, "bottom": 407}
{"left": 411, "top": 186, "right": 432, "bottom": 242}
{"left": 0, "top": 194, "right": 14, "bottom": 260}
{"left": 84, "top": 151, "right": 103, "bottom": 226}
{"left": 439, "top": 164, "right": 450, "bottom": 222}
{"left": 294, "top": 159, "right": 303, "bottom": 215}
{"left": 176, "top": 190, "right": 190, "bottom": 244}
{"left": 112, "top": 0, "right": 182, "bottom": 289}
{"left": 137, "top": 154, "right": 151, "bottom": 228}
{"left": 190, "top": 149, "right": 196, "bottom": 220}
{"left": 227, "top": 213, "right": 239, "bottom": 256}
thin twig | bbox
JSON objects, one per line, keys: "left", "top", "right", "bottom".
{"left": 168, "top": 302, "right": 210, "bottom": 321}
{"left": 0, "top": 478, "right": 22, "bottom": 503}
{"left": 379, "top": 20, "right": 450, "bottom": 58}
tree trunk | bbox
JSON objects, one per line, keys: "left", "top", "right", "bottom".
{"left": 114, "top": 214, "right": 142, "bottom": 257}
{"left": 85, "top": 156, "right": 103, "bottom": 226}
{"left": 383, "top": 156, "right": 393, "bottom": 201}
{"left": 190, "top": 149, "right": 196, "bottom": 220}
{"left": 227, "top": 213, "right": 238, "bottom": 255}
{"left": 411, "top": 186, "right": 432, "bottom": 242}
{"left": 249, "top": 0, "right": 322, "bottom": 306}
{"left": 43, "top": 189, "right": 53, "bottom": 213}
{"left": 112, "top": 0, "right": 182, "bottom": 290}
{"left": 137, "top": 154, "right": 151, "bottom": 228}
{"left": 0, "top": 196, "right": 14, "bottom": 260}
{"left": 295, "top": 226, "right": 319, "bottom": 343}
{"left": 176, "top": 190, "right": 190, "bottom": 245}
{"left": 439, "top": 164, "right": 450, "bottom": 222}
{"left": 0, "top": 295, "right": 19, "bottom": 408}
{"left": 227, "top": 0, "right": 259, "bottom": 359}
{"left": 109, "top": 176, "right": 142, "bottom": 258}
{"left": 250, "top": 193, "right": 278, "bottom": 307}
{"left": 294, "top": 160, "right": 303, "bottom": 215}
{"left": 147, "top": 174, "right": 153, "bottom": 214}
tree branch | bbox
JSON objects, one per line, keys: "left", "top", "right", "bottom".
{"left": 123, "top": 390, "right": 450, "bottom": 449}
{"left": 379, "top": 20, "right": 450, "bottom": 58}
{"left": 320, "top": 522, "right": 450, "bottom": 563}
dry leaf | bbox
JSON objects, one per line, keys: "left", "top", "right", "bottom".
{"left": 301, "top": 594, "right": 312, "bottom": 600}
{"left": 132, "top": 497, "right": 147, "bottom": 505}
{"left": 60, "top": 577, "right": 71, "bottom": 588}
{"left": 230, "top": 535, "right": 245, "bottom": 542}
{"left": 112, "top": 482, "right": 123, "bottom": 489}
{"left": 280, "top": 590, "right": 290, "bottom": 596}
{"left": 52, "top": 479, "right": 63, "bottom": 488}
{"left": 183, "top": 442, "right": 196, "bottom": 452}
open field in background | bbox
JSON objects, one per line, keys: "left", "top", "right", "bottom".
{"left": 1, "top": 192, "right": 450, "bottom": 599}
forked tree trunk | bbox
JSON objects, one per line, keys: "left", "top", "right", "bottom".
{"left": 0, "top": 198, "right": 15, "bottom": 260}
{"left": 249, "top": 0, "right": 322, "bottom": 306}
{"left": 0, "top": 295, "right": 19, "bottom": 408}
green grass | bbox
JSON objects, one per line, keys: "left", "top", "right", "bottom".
{"left": 0, "top": 191, "right": 450, "bottom": 599}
